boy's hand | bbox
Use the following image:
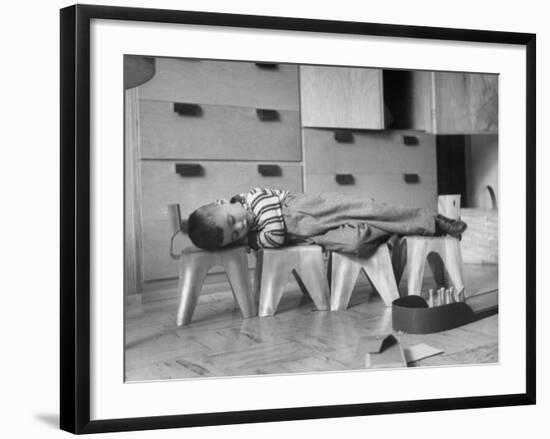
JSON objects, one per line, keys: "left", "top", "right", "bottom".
{"left": 247, "top": 232, "right": 260, "bottom": 250}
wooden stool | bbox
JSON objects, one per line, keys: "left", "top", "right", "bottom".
{"left": 176, "top": 246, "right": 256, "bottom": 326}
{"left": 392, "top": 236, "right": 465, "bottom": 297}
{"left": 330, "top": 244, "right": 400, "bottom": 310}
{"left": 255, "top": 245, "right": 330, "bottom": 317}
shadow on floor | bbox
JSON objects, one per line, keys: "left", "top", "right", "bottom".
{"left": 34, "top": 413, "right": 59, "bottom": 429}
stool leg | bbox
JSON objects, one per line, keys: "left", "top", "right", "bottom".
{"left": 406, "top": 240, "right": 428, "bottom": 296}
{"left": 391, "top": 238, "right": 407, "bottom": 286}
{"left": 222, "top": 250, "right": 256, "bottom": 318}
{"left": 258, "top": 251, "right": 293, "bottom": 317}
{"left": 295, "top": 250, "right": 330, "bottom": 311}
{"left": 330, "top": 253, "right": 361, "bottom": 311}
{"left": 253, "top": 250, "right": 263, "bottom": 307}
{"left": 362, "top": 245, "right": 400, "bottom": 306}
{"left": 427, "top": 252, "right": 447, "bottom": 288}
{"left": 443, "top": 239, "right": 466, "bottom": 294}
{"left": 176, "top": 256, "right": 210, "bottom": 326}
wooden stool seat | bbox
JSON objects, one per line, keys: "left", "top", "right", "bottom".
{"left": 330, "top": 244, "right": 400, "bottom": 310}
{"left": 255, "top": 245, "right": 330, "bottom": 317}
{"left": 176, "top": 246, "right": 255, "bottom": 326}
{"left": 392, "top": 236, "right": 465, "bottom": 297}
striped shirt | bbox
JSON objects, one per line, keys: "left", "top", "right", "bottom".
{"left": 230, "top": 188, "right": 289, "bottom": 249}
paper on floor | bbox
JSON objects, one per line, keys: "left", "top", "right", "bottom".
{"left": 404, "top": 343, "right": 444, "bottom": 363}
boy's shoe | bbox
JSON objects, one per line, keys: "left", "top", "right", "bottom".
{"left": 435, "top": 214, "right": 468, "bottom": 238}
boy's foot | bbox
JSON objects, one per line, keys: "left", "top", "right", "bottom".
{"left": 435, "top": 214, "right": 468, "bottom": 238}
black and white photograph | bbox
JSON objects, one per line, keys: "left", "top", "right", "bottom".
{"left": 0, "top": 0, "right": 540, "bottom": 436}
{"left": 124, "top": 56, "right": 500, "bottom": 381}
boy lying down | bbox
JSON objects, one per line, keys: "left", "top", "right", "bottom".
{"left": 187, "top": 187, "right": 467, "bottom": 257}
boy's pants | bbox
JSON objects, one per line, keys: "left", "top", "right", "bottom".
{"left": 282, "top": 192, "right": 436, "bottom": 257}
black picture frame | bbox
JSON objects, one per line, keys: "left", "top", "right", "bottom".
{"left": 60, "top": 4, "right": 536, "bottom": 434}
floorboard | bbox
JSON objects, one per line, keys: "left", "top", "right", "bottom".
{"left": 125, "top": 263, "right": 498, "bottom": 381}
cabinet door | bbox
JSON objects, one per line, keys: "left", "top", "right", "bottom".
{"left": 300, "top": 66, "right": 384, "bottom": 129}
{"left": 433, "top": 72, "right": 498, "bottom": 134}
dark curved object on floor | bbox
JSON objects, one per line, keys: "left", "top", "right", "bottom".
{"left": 392, "top": 295, "right": 477, "bottom": 334}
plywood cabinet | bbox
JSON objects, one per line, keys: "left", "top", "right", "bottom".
{"left": 129, "top": 58, "right": 497, "bottom": 285}
{"left": 385, "top": 70, "right": 498, "bottom": 134}
{"left": 300, "top": 66, "right": 384, "bottom": 129}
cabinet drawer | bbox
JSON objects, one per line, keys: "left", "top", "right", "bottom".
{"left": 141, "top": 161, "right": 303, "bottom": 280}
{"left": 303, "top": 129, "right": 436, "bottom": 174}
{"left": 140, "top": 100, "right": 301, "bottom": 160}
{"left": 141, "top": 161, "right": 303, "bottom": 222}
{"left": 138, "top": 58, "right": 300, "bottom": 110}
{"left": 306, "top": 173, "right": 437, "bottom": 209}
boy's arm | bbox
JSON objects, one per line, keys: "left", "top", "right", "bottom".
{"left": 247, "top": 228, "right": 285, "bottom": 250}
{"left": 243, "top": 187, "right": 287, "bottom": 249}
{"left": 256, "top": 228, "right": 285, "bottom": 248}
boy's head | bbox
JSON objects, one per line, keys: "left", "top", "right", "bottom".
{"left": 187, "top": 199, "right": 253, "bottom": 250}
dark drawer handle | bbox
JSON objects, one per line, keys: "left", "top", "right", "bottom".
{"left": 334, "top": 130, "right": 354, "bottom": 143}
{"left": 404, "top": 173, "right": 420, "bottom": 183}
{"left": 403, "top": 135, "right": 419, "bottom": 146}
{"left": 258, "top": 164, "right": 282, "bottom": 177}
{"left": 256, "top": 109, "right": 280, "bottom": 122}
{"left": 335, "top": 174, "right": 355, "bottom": 185}
{"left": 255, "top": 63, "right": 279, "bottom": 70}
{"left": 175, "top": 163, "right": 204, "bottom": 177}
{"left": 173, "top": 103, "right": 203, "bottom": 117}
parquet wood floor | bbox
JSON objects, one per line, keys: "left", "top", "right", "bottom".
{"left": 125, "top": 264, "right": 498, "bottom": 381}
